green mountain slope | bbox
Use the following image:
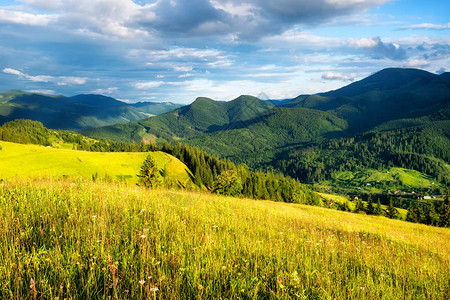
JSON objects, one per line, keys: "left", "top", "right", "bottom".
{"left": 0, "top": 90, "right": 181, "bottom": 130}
{"left": 188, "top": 107, "right": 348, "bottom": 162}
{"left": 82, "top": 95, "right": 275, "bottom": 142}
{"left": 282, "top": 68, "right": 450, "bottom": 131}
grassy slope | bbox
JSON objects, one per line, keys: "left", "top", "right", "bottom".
{"left": 0, "top": 141, "right": 191, "bottom": 185}
{"left": 0, "top": 179, "right": 448, "bottom": 299}
{"left": 318, "top": 192, "right": 408, "bottom": 219}
{"left": 327, "top": 167, "right": 438, "bottom": 192}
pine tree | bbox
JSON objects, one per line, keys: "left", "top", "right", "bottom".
{"left": 366, "top": 195, "right": 375, "bottom": 215}
{"left": 423, "top": 200, "right": 438, "bottom": 226}
{"left": 439, "top": 188, "right": 450, "bottom": 227}
{"left": 406, "top": 202, "right": 420, "bottom": 223}
{"left": 354, "top": 197, "right": 365, "bottom": 213}
{"left": 374, "top": 199, "right": 383, "bottom": 216}
{"left": 137, "top": 155, "right": 161, "bottom": 188}
{"left": 385, "top": 197, "right": 399, "bottom": 219}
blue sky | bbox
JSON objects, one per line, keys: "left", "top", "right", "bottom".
{"left": 0, "top": 0, "right": 449, "bottom": 103}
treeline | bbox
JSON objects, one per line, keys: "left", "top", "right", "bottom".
{"left": 329, "top": 191, "right": 450, "bottom": 228}
{"left": 273, "top": 124, "right": 450, "bottom": 186}
{"left": 160, "top": 142, "right": 320, "bottom": 205}
{"left": 0, "top": 119, "right": 319, "bottom": 205}
{"left": 405, "top": 189, "right": 450, "bottom": 227}
{"left": 0, "top": 119, "right": 50, "bottom": 145}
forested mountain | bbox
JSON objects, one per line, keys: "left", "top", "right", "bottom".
{"left": 82, "top": 95, "right": 276, "bottom": 142}
{"left": 0, "top": 90, "right": 181, "bottom": 130}
{"left": 281, "top": 68, "right": 450, "bottom": 131}
{"left": 80, "top": 68, "right": 450, "bottom": 194}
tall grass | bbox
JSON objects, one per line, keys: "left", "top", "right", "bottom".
{"left": 0, "top": 179, "right": 449, "bottom": 299}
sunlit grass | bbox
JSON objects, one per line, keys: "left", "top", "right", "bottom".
{"left": 0, "top": 140, "right": 191, "bottom": 185}
{"left": 0, "top": 179, "right": 448, "bottom": 299}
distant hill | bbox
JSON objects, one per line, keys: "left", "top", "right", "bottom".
{"left": 0, "top": 90, "right": 182, "bottom": 130}
{"left": 281, "top": 68, "right": 450, "bottom": 131}
{"left": 82, "top": 95, "right": 276, "bottom": 142}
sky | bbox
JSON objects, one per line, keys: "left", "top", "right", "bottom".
{"left": 0, "top": 0, "right": 449, "bottom": 103}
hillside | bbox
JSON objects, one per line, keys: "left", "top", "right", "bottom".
{"left": 80, "top": 68, "right": 450, "bottom": 195}
{"left": 83, "top": 95, "right": 275, "bottom": 142}
{"left": 1, "top": 179, "right": 448, "bottom": 299}
{"left": 187, "top": 107, "right": 347, "bottom": 161}
{"left": 0, "top": 140, "right": 192, "bottom": 185}
{"left": 0, "top": 90, "right": 181, "bottom": 130}
{"left": 282, "top": 68, "right": 450, "bottom": 131}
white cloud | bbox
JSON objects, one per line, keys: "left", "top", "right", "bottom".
{"left": 402, "top": 59, "right": 430, "bottom": 68}
{"left": 0, "top": 9, "right": 55, "bottom": 26}
{"left": 89, "top": 87, "right": 118, "bottom": 95}
{"left": 321, "top": 72, "right": 357, "bottom": 81}
{"left": 3, "top": 68, "right": 87, "bottom": 85}
{"left": 173, "top": 66, "right": 193, "bottom": 72}
{"left": 134, "top": 81, "right": 165, "bottom": 89}
{"left": 402, "top": 23, "right": 450, "bottom": 30}
{"left": 27, "top": 89, "right": 57, "bottom": 95}
{"left": 349, "top": 36, "right": 406, "bottom": 60}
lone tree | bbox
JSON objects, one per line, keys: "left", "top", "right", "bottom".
{"left": 138, "top": 155, "right": 161, "bottom": 188}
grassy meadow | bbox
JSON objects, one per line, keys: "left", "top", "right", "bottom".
{"left": 321, "top": 167, "right": 442, "bottom": 194}
{"left": 318, "top": 192, "right": 408, "bottom": 219}
{"left": 0, "top": 140, "right": 192, "bottom": 185}
{"left": 0, "top": 179, "right": 449, "bottom": 299}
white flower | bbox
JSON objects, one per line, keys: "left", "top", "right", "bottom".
{"left": 139, "top": 280, "right": 145, "bottom": 285}
{"left": 150, "top": 287, "right": 159, "bottom": 292}
{"left": 140, "top": 235, "right": 146, "bottom": 239}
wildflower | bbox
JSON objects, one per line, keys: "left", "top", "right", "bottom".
{"left": 140, "top": 235, "right": 146, "bottom": 239}
{"left": 29, "top": 278, "right": 37, "bottom": 297}
{"left": 277, "top": 278, "right": 282, "bottom": 283}
{"left": 139, "top": 280, "right": 145, "bottom": 285}
{"left": 198, "top": 285, "right": 203, "bottom": 290}
{"left": 150, "top": 287, "right": 159, "bottom": 292}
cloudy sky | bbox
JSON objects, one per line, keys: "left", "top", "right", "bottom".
{"left": 0, "top": 0, "right": 449, "bottom": 103}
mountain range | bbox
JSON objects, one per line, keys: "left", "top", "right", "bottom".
{"left": 0, "top": 90, "right": 182, "bottom": 130}
{"left": 2, "top": 68, "right": 449, "bottom": 193}
{"left": 81, "top": 68, "right": 450, "bottom": 192}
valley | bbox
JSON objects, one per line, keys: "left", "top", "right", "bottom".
{"left": 1, "top": 68, "right": 449, "bottom": 299}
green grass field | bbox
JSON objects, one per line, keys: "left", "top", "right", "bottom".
{"left": 319, "top": 192, "right": 408, "bottom": 219}
{"left": 0, "top": 141, "right": 192, "bottom": 185}
{"left": 324, "top": 167, "right": 440, "bottom": 194}
{"left": 0, "top": 179, "right": 448, "bottom": 299}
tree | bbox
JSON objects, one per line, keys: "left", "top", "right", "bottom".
{"left": 385, "top": 197, "right": 399, "bottom": 219}
{"left": 423, "top": 200, "right": 438, "bottom": 226}
{"left": 354, "top": 197, "right": 365, "bottom": 214}
{"left": 406, "top": 202, "right": 420, "bottom": 223}
{"left": 212, "top": 170, "right": 242, "bottom": 197}
{"left": 137, "top": 155, "right": 161, "bottom": 188}
{"left": 374, "top": 199, "right": 383, "bottom": 216}
{"left": 365, "top": 195, "right": 375, "bottom": 215}
{"left": 439, "top": 188, "right": 450, "bottom": 227}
